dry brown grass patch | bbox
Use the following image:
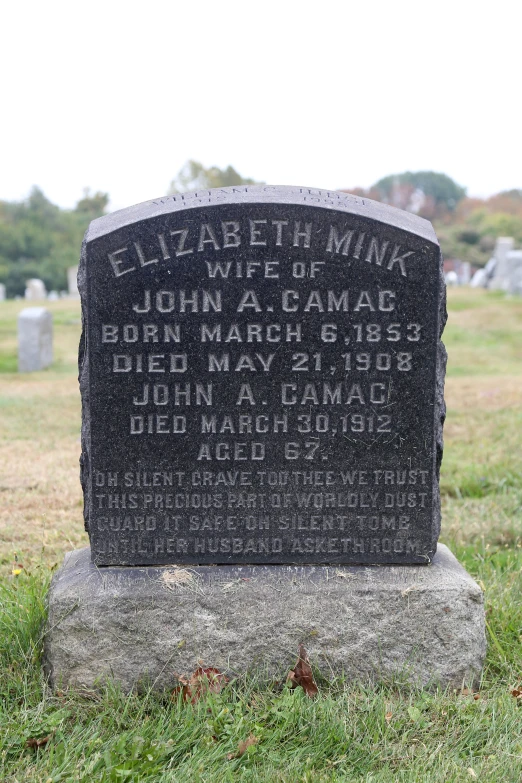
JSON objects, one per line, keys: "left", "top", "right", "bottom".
{"left": 445, "top": 375, "right": 522, "bottom": 412}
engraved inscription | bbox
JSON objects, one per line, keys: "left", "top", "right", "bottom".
{"left": 82, "top": 189, "right": 443, "bottom": 565}
{"left": 107, "top": 220, "right": 416, "bottom": 280}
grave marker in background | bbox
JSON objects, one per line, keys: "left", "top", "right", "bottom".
{"left": 67, "top": 266, "right": 79, "bottom": 297}
{"left": 489, "top": 236, "right": 514, "bottom": 289}
{"left": 18, "top": 307, "right": 53, "bottom": 372}
{"left": 488, "top": 237, "right": 522, "bottom": 294}
{"left": 506, "top": 250, "right": 522, "bottom": 295}
{"left": 24, "top": 278, "right": 47, "bottom": 300}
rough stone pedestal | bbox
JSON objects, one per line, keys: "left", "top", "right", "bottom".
{"left": 44, "top": 545, "right": 486, "bottom": 692}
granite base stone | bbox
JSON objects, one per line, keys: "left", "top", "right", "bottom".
{"left": 43, "top": 545, "right": 486, "bottom": 692}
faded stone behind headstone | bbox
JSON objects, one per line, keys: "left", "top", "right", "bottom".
{"left": 460, "top": 261, "right": 471, "bottom": 285}
{"left": 25, "top": 278, "right": 47, "bottom": 301}
{"left": 0, "top": 283, "right": 5, "bottom": 301}
{"left": 505, "top": 250, "right": 522, "bottom": 296}
{"left": 48, "top": 291, "right": 59, "bottom": 301}
{"left": 489, "top": 237, "right": 515, "bottom": 290}
{"left": 67, "top": 266, "right": 79, "bottom": 297}
{"left": 18, "top": 307, "right": 53, "bottom": 372}
{"left": 79, "top": 185, "right": 446, "bottom": 567}
{"left": 470, "top": 269, "right": 487, "bottom": 288}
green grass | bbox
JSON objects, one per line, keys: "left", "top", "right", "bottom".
{"left": 1, "top": 287, "right": 522, "bottom": 781}
{"left": 441, "top": 407, "right": 522, "bottom": 499}
{"left": 0, "top": 298, "right": 81, "bottom": 376}
{"left": 0, "top": 561, "right": 521, "bottom": 782}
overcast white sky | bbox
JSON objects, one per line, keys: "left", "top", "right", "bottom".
{"left": 1, "top": 1, "right": 520, "bottom": 211}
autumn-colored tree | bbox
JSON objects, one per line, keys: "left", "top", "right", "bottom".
{"left": 371, "top": 171, "right": 466, "bottom": 219}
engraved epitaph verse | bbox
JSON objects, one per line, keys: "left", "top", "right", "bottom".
{"left": 79, "top": 186, "right": 446, "bottom": 565}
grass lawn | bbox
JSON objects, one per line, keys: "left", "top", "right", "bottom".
{"left": 0, "top": 288, "right": 521, "bottom": 782}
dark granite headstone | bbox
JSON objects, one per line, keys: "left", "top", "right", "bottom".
{"left": 79, "top": 186, "right": 446, "bottom": 566}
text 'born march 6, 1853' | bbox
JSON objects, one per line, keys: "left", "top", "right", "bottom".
{"left": 79, "top": 185, "right": 446, "bottom": 566}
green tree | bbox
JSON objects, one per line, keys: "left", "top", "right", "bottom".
{"left": 372, "top": 171, "right": 466, "bottom": 217}
{"left": 75, "top": 188, "right": 109, "bottom": 218}
{"left": 469, "top": 211, "right": 522, "bottom": 244}
{"left": 0, "top": 187, "right": 108, "bottom": 297}
{"left": 168, "top": 160, "right": 262, "bottom": 194}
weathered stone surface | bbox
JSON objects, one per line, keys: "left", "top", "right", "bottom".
{"left": 18, "top": 307, "right": 53, "bottom": 372}
{"left": 44, "top": 544, "right": 485, "bottom": 692}
{"left": 0, "top": 283, "right": 5, "bottom": 301}
{"left": 79, "top": 185, "right": 447, "bottom": 566}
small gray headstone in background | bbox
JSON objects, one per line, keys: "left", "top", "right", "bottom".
{"left": 489, "top": 237, "right": 515, "bottom": 290}
{"left": 470, "top": 269, "right": 487, "bottom": 288}
{"left": 24, "top": 278, "right": 47, "bottom": 301}
{"left": 460, "top": 261, "right": 471, "bottom": 285}
{"left": 0, "top": 283, "right": 5, "bottom": 301}
{"left": 48, "top": 291, "right": 59, "bottom": 301}
{"left": 67, "top": 266, "right": 79, "bottom": 297}
{"left": 505, "top": 250, "right": 522, "bottom": 296}
{"left": 18, "top": 307, "right": 53, "bottom": 372}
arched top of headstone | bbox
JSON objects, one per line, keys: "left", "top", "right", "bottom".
{"left": 79, "top": 185, "right": 446, "bottom": 567}
{"left": 86, "top": 185, "right": 438, "bottom": 246}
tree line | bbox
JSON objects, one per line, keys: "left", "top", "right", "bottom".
{"left": 1, "top": 163, "right": 521, "bottom": 296}
{"left": 0, "top": 188, "right": 108, "bottom": 297}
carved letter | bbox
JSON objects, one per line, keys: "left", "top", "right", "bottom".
{"left": 326, "top": 226, "right": 353, "bottom": 255}
{"left": 387, "top": 245, "right": 413, "bottom": 277}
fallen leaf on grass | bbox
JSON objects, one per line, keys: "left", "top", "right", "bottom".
{"left": 227, "top": 735, "right": 259, "bottom": 759}
{"left": 511, "top": 686, "right": 522, "bottom": 700}
{"left": 26, "top": 735, "right": 52, "bottom": 749}
{"left": 172, "top": 667, "right": 229, "bottom": 704}
{"left": 385, "top": 711, "right": 393, "bottom": 723}
{"left": 467, "top": 768, "right": 477, "bottom": 779}
{"left": 459, "top": 687, "right": 480, "bottom": 698}
{"left": 287, "top": 644, "right": 318, "bottom": 698}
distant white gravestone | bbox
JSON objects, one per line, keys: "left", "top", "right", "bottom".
{"left": 506, "top": 250, "right": 522, "bottom": 296}
{"left": 67, "top": 266, "right": 79, "bottom": 298}
{"left": 25, "top": 278, "right": 47, "bottom": 300}
{"left": 18, "top": 308, "right": 53, "bottom": 372}
{"left": 0, "top": 283, "right": 5, "bottom": 301}
{"left": 489, "top": 237, "right": 515, "bottom": 290}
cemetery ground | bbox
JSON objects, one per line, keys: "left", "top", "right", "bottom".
{"left": 0, "top": 290, "right": 521, "bottom": 782}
